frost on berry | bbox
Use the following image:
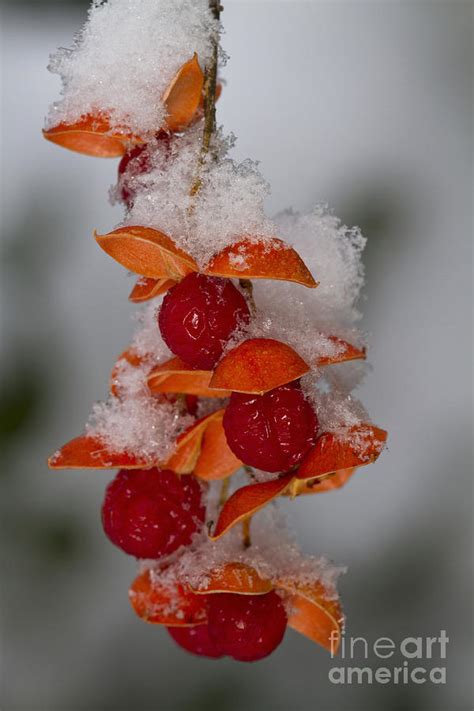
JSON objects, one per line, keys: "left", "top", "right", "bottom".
{"left": 223, "top": 381, "right": 319, "bottom": 473}
{"left": 116, "top": 144, "right": 153, "bottom": 207}
{"left": 167, "top": 624, "right": 224, "bottom": 659}
{"left": 158, "top": 273, "right": 250, "bottom": 369}
{"left": 114, "top": 133, "right": 174, "bottom": 208}
{"left": 207, "top": 590, "right": 287, "bottom": 662}
{"left": 102, "top": 468, "right": 205, "bottom": 558}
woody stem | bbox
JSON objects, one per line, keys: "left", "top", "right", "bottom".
{"left": 190, "top": 0, "right": 221, "bottom": 196}
{"left": 238, "top": 279, "right": 256, "bottom": 314}
{"left": 242, "top": 517, "right": 251, "bottom": 549}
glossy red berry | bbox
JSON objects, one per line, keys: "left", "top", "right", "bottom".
{"left": 101, "top": 468, "right": 205, "bottom": 559}
{"left": 207, "top": 591, "right": 287, "bottom": 662}
{"left": 167, "top": 624, "right": 224, "bottom": 659}
{"left": 223, "top": 381, "right": 319, "bottom": 472}
{"left": 158, "top": 273, "right": 250, "bottom": 370}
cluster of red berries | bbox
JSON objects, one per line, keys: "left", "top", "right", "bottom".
{"left": 101, "top": 467, "right": 287, "bottom": 661}
{"left": 100, "top": 264, "right": 320, "bottom": 661}
{"left": 43, "top": 10, "right": 384, "bottom": 665}
{"left": 158, "top": 271, "right": 320, "bottom": 470}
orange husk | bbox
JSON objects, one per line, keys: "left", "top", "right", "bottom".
{"left": 210, "top": 426, "right": 386, "bottom": 534}
{"left": 47, "top": 407, "right": 241, "bottom": 476}
{"left": 285, "top": 468, "right": 357, "bottom": 496}
{"left": 128, "top": 276, "right": 177, "bottom": 302}
{"left": 193, "top": 412, "right": 242, "bottom": 481}
{"left": 43, "top": 56, "right": 203, "bottom": 157}
{"left": 189, "top": 561, "right": 343, "bottom": 652}
{"left": 278, "top": 579, "right": 344, "bottom": 653}
{"left": 129, "top": 570, "right": 208, "bottom": 626}
{"left": 94, "top": 226, "right": 198, "bottom": 280}
{"left": 163, "top": 410, "right": 225, "bottom": 475}
{"left": 47, "top": 435, "right": 151, "bottom": 470}
{"left": 296, "top": 425, "right": 387, "bottom": 482}
{"left": 97, "top": 229, "right": 317, "bottom": 288}
{"left": 210, "top": 338, "right": 310, "bottom": 395}
{"left": 210, "top": 473, "right": 294, "bottom": 540}
{"left": 190, "top": 562, "right": 273, "bottom": 595}
{"left": 42, "top": 114, "right": 137, "bottom": 158}
{"left": 163, "top": 54, "right": 204, "bottom": 132}
{"left": 204, "top": 238, "right": 317, "bottom": 288}
{"left": 147, "top": 357, "right": 230, "bottom": 398}
{"left": 316, "top": 336, "right": 366, "bottom": 366}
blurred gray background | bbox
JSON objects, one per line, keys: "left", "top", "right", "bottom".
{"left": 1, "top": 1, "right": 472, "bottom": 710}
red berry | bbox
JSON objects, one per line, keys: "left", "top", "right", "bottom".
{"left": 207, "top": 591, "right": 287, "bottom": 662}
{"left": 167, "top": 624, "right": 224, "bottom": 659}
{"left": 158, "top": 274, "right": 250, "bottom": 370}
{"left": 101, "top": 468, "right": 205, "bottom": 559}
{"left": 223, "top": 381, "right": 319, "bottom": 472}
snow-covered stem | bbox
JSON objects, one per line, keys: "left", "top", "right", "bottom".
{"left": 239, "top": 278, "right": 256, "bottom": 314}
{"left": 190, "top": 0, "right": 221, "bottom": 196}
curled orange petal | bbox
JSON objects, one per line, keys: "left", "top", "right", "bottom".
{"left": 94, "top": 226, "right": 198, "bottom": 280}
{"left": 163, "top": 54, "right": 204, "bottom": 132}
{"left": 194, "top": 412, "right": 242, "bottom": 481}
{"left": 191, "top": 563, "right": 273, "bottom": 595}
{"left": 148, "top": 357, "right": 230, "bottom": 398}
{"left": 43, "top": 58, "right": 203, "bottom": 157}
{"left": 210, "top": 473, "right": 293, "bottom": 540}
{"left": 128, "top": 276, "right": 177, "bottom": 302}
{"left": 42, "top": 114, "right": 138, "bottom": 158}
{"left": 129, "top": 570, "right": 208, "bottom": 626}
{"left": 205, "top": 238, "right": 317, "bottom": 288}
{"left": 163, "top": 410, "right": 224, "bottom": 475}
{"left": 317, "top": 336, "right": 366, "bottom": 366}
{"left": 278, "top": 579, "right": 344, "bottom": 653}
{"left": 297, "top": 425, "right": 387, "bottom": 482}
{"left": 210, "top": 338, "right": 310, "bottom": 395}
{"left": 285, "top": 468, "right": 357, "bottom": 496}
{"left": 48, "top": 435, "right": 150, "bottom": 469}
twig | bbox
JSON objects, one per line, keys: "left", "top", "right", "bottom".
{"left": 242, "top": 517, "right": 251, "bottom": 549}
{"left": 190, "top": 0, "right": 221, "bottom": 196}
{"left": 239, "top": 278, "right": 257, "bottom": 314}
